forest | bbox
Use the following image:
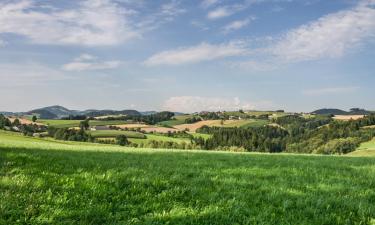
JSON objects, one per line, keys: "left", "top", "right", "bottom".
{"left": 194, "top": 114, "right": 375, "bottom": 154}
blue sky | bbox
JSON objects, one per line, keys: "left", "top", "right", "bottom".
{"left": 0, "top": 0, "right": 374, "bottom": 112}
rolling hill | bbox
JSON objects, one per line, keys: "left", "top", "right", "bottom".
{"left": 312, "top": 108, "right": 373, "bottom": 115}
{"left": 24, "top": 106, "right": 142, "bottom": 119}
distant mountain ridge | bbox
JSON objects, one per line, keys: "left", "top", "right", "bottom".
{"left": 24, "top": 105, "right": 143, "bottom": 119}
{"left": 312, "top": 108, "right": 373, "bottom": 115}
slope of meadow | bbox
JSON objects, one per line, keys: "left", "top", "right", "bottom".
{"left": 349, "top": 138, "right": 375, "bottom": 156}
{"left": 1, "top": 131, "right": 375, "bottom": 224}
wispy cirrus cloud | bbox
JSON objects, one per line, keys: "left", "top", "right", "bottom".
{"left": 201, "top": 0, "right": 220, "bottom": 8}
{"left": 145, "top": 42, "right": 248, "bottom": 66}
{"left": 62, "top": 54, "right": 121, "bottom": 71}
{"left": 0, "top": 0, "right": 139, "bottom": 46}
{"left": 233, "top": 0, "right": 375, "bottom": 69}
{"left": 269, "top": 0, "right": 375, "bottom": 63}
{"left": 0, "top": 0, "right": 186, "bottom": 47}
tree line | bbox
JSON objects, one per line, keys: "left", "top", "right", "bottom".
{"left": 194, "top": 114, "right": 375, "bottom": 154}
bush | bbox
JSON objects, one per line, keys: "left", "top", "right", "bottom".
{"left": 116, "top": 135, "right": 129, "bottom": 146}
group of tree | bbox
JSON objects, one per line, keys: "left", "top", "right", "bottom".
{"left": 194, "top": 114, "right": 375, "bottom": 154}
{"left": 61, "top": 115, "right": 88, "bottom": 120}
{"left": 95, "top": 111, "right": 175, "bottom": 125}
{"left": 185, "top": 117, "right": 202, "bottom": 124}
{"left": 0, "top": 114, "right": 46, "bottom": 136}
{"left": 47, "top": 126, "right": 93, "bottom": 142}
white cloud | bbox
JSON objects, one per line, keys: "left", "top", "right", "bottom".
{"left": 206, "top": 1, "right": 262, "bottom": 20}
{"left": 0, "top": 0, "right": 139, "bottom": 46}
{"left": 74, "top": 54, "right": 97, "bottom": 62}
{"left": 163, "top": 96, "right": 273, "bottom": 112}
{"left": 223, "top": 17, "right": 254, "bottom": 33}
{"left": 163, "top": 96, "right": 246, "bottom": 112}
{"left": 207, "top": 7, "right": 233, "bottom": 19}
{"left": 201, "top": 0, "right": 220, "bottom": 8}
{"left": 270, "top": 1, "right": 375, "bottom": 63}
{"left": 160, "top": 0, "right": 186, "bottom": 17}
{"left": 132, "top": 0, "right": 186, "bottom": 32}
{"left": 62, "top": 54, "right": 121, "bottom": 71}
{"left": 145, "top": 42, "right": 248, "bottom": 66}
{"left": 62, "top": 61, "right": 121, "bottom": 72}
{"left": 302, "top": 87, "right": 360, "bottom": 96}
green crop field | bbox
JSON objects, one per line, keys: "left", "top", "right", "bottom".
{"left": 38, "top": 119, "right": 81, "bottom": 128}
{"left": 158, "top": 115, "right": 192, "bottom": 127}
{"left": 129, "top": 134, "right": 190, "bottom": 145}
{"left": 39, "top": 120, "right": 131, "bottom": 128}
{"left": 219, "top": 119, "right": 269, "bottom": 128}
{"left": 88, "top": 130, "right": 146, "bottom": 139}
{"left": 1, "top": 130, "right": 375, "bottom": 224}
{"left": 240, "top": 119, "right": 269, "bottom": 128}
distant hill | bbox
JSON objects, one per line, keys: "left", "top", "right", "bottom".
{"left": 28, "top": 105, "right": 78, "bottom": 119}
{"left": 312, "top": 108, "right": 372, "bottom": 115}
{"left": 27, "top": 109, "right": 58, "bottom": 119}
{"left": 312, "top": 108, "right": 349, "bottom": 115}
{"left": 84, "top": 110, "right": 141, "bottom": 117}
{"left": 24, "top": 105, "right": 142, "bottom": 119}
{"left": 140, "top": 111, "right": 158, "bottom": 116}
{"left": 0, "top": 111, "right": 17, "bottom": 116}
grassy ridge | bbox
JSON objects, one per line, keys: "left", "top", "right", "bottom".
{"left": 1, "top": 131, "right": 375, "bottom": 224}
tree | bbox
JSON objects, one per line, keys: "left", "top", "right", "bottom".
{"left": 12, "top": 118, "right": 21, "bottom": 126}
{"left": 79, "top": 119, "right": 90, "bottom": 131}
{"left": 32, "top": 115, "right": 37, "bottom": 122}
{"left": 116, "top": 135, "right": 129, "bottom": 146}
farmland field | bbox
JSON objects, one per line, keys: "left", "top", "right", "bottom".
{"left": 88, "top": 130, "right": 146, "bottom": 139}
{"left": 129, "top": 134, "right": 191, "bottom": 145}
{"left": 174, "top": 119, "right": 269, "bottom": 132}
{"left": 333, "top": 115, "right": 365, "bottom": 121}
{"left": 39, "top": 120, "right": 130, "bottom": 128}
{"left": 158, "top": 115, "right": 192, "bottom": 127}
{"left": 1, "top": 131, "right": 375, "bottom": 224}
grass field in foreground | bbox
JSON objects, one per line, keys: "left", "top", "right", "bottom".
{"left": 1, "top": 131, "right": 375, "bottom": 224}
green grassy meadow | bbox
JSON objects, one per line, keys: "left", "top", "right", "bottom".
{"left": 349, "top": 138, "right": 375, "bottom": 157}
{"left": 39, "top": 120, "right": 130, "bottom": 128}
{"left": 128, "top": 134, "right": 190, "bottom": 146}
{"left": 238, "top": 119, "right": 269, "bottom": 128}
{"left": 88, "top": 130, "right": 146, "bottom": 139}
{"left": 158, "top": 115, "right": 192, "bottom": 127}
{"left": 1, "top": 131, "right": 375, "bottom": 224}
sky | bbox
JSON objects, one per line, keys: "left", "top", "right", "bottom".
{"left": 0, "top": 0, "right": 374, "bottom": 113}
